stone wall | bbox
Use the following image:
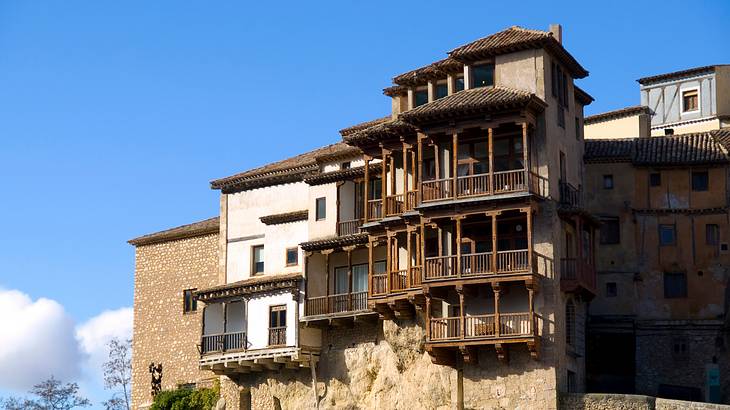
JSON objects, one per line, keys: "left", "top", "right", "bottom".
{"left": 559, "top": 393, "right": 730, "bottom": 410}
{"left": 131, "top": 233, "right": 220, "bottom": 409}
{"left": 220, "top": 317, "right": 558, "bottom": 410}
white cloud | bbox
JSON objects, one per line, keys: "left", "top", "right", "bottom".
{"left": 0, "top": 289, "right": 84, "bottom": 391}
{"left": 76, "top": 307, "right": 133, "bottom": 382}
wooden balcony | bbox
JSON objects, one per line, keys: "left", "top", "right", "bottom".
{"left": 560, "top": 257, "right": 596, "bottom": 296}
{"left": 421, "top": 169, "right": 546, "bottom": 204}
{"left": 423, "top": 249, "right": 532, "bottom": 283}
{"left": 429, "top": 312, "right": 534, "bottom": 341}
{"left": 337, "top": 219, "right": 362, "bottom": 236}
{"left": 304, "top": 291, "right": 368, "bottom": 316}
{"left": 367, "top": 199, "right": 383, "bottom": 220}
{"left": 371, "top": 266, "right": 422, "bottom": 296}
{"left": 559, "top": 181, "right": 582, "bottom": 208}
{"left": 201, "top": 331, "right": 246, "bottom": 354}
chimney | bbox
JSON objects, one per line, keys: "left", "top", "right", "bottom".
{"left": 549, "top": 24, "right": 562, "bottom": 44}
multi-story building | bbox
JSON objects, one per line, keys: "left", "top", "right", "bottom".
{"left": 583, "top": 65, "right": 730, "bottom": 403}
{"left": 131, "top": 24, "right": 600, "bottom": 410}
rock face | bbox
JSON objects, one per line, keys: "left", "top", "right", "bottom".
{"left": 221, "top": 317, "right": 558, "bottom": 410}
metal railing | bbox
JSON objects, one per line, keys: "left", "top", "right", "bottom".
{"left": 337, "top": 219, "right": 362, "bottom": 236}
{"left": 268, "top": 327, "right": 286, "bottom": 346}
{"left": 201, "top": 331, "right": 246, "bottom": 354}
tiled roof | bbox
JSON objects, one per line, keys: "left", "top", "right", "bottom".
{"left": 259, "top": 210, "right": 308, "bottom": 225}
{"left": 300, "top": 233, "right": 368, "bottom": 252}
{"left": 448, "top": 26, "right": 588, "bottom": 78}
{"left": 584, "top": 106, "right": 652, "bottom": 125}
{"left": 303, "top": 163, "right": 383, "bottom": 186}
{"left": 399, "top": 86, "right": 545, "bottom": 125}
{"left": 637, "top": 65, "right": 728, "bottom": 85}
{"left": 195, "top": 272, "right": 302, "bottom": 302}
{"left": 393, "top": 58, "right": 464, "bottom": 86}
{"left": 574, "top": 86, "right": 594, "bottom": 106}
{"left": 383, "top": 85, "right": 408, "bottom": 97}
{"left": 339, "top": 116, "right": 391, "bottom": 137}
{"left": 210, "top": 143, "right": 354, "bottom": 193}
{"left": 342, "top": 119, "right": 417, "bottom": 147}
{"left": 128, "top": 217, "right": 219, "bottom": 246}
{"left": 585, "top": 130, "right": 730, "bottom": 166}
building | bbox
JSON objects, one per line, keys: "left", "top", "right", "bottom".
{"left": 131, "top": 24, "right": 600, "bottom": 409}
{"left": 583, "top": 64, "right": 730, "bottom": 403}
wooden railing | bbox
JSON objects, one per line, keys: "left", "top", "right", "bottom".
{"left": 499, "top": 313, "right": 532, "bottom": 336}
{"left": 460, "top": 252, "right": 492, "bottom": 276}
{"left": 201, "top": 331, "right": 246, "bottom": 354}
{"left": 422, "top": 178, "right": 454, "bottom": 202}
{"left": 559, "top": 181, "right": 582, "bottom": 208}
{"left": 385, "top": 194, "right": 404, "bottom": 216}
{"left": 337, "top": 219, "right": 362, "bottom": 236}
{"left": 405, "top": 190, "right": 418, "bottom": 211}
{"left": 465, "top": 315, "right": 496, "bottom": 338}
{"left": 304, "top": 291, "right": 369, "bottom": 316}
{"left": 496, "top": 249, "right": 529, "bottom": 273}
{"left": 430, "top": 317, "right": 460, "bottom": 340}
{"left": 457, "top": 173, "right": 490, "bottom": 197}
{"left": 367, "top": 199, "right": 383, "bottom": 220}
{"left": 561, "top": 257, "right": 596, "bottom": 290}
{"left": 493, "top": 169, "right": 526, "bottom": 194}
{"left": 389, "top": 269, "right": 408, "bottom": 292}
{"left": 424, "top": 255, "right": 457, "bottom": 280}
{"left": 372, "top": 273, "right": 388, "bottom": 296}
{"left": 410, "top": 266, "right": 422, "bottom": 287}
{"left": 268, "top": 327, "right": 286, "bottom": 346}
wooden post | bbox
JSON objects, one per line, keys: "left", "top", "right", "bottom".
{"left": 411, "top": 149, "right": 417, "bottom": 195}
{"left": 385, "top": 235, "right": 391, "bottom": 294}
{"left": 402, "top": 143, "right": 408, "bottom": 200}
{"left": 522, "top": 123, "right": 529, "bottom": 188}
{"left": 452, "top": 131, "right": 458, "bottom": 198}
{"left": 528, "top": 284, "right": 535, "bottom": 336}
{"left": 363, "top": 156, "right": 370, "bottom": 223}
{"left": 491, "top": 212, "right": 498, "bottom": 273}
{"left": 456, "top": 217, "right": 462, "bottom": 278}
{"left": 526, "top": 207, "right": 533, "bottom": 272}
{"left": 381, "top": 150, "right": 387, "bottom": 217}
{"left": 418, "top": 134, "right": 424, "bottom": 203}
{"left": 368, "top": 239, "right": 374, "bottom": 296}
{"left": 347, "top": 249, "right": 353, "bottom": 310}
{"left": 457, "top": 285, "right": 465, "bottom": 338}
{"left": 406, "top": 230, "right": 412, "bottom": 288}
{"left": 425, "top": 293, "right": 432, "bottom": 340}
{"left": 488, "top": 128, "right": 494, "bottom": 194}
{"left": 420, "top": 220, "right": 427, "bottom": 280}
{"left": 493, "top": 283, "right": 501, "bottom": 337}
{"left": 324, "top": 252, "right": 331, "bottom": 314}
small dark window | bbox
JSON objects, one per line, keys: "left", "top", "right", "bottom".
{"left": 606, "top": 282, "right": 617, "bottom": 297}
{"left": 664, "top": 271, "right": 687, "bottom": 298}
{"left": 665, "top": 128, "right": 675, "bottom": 136}
{"left": 455, "top": 76, "right": 465, "bottom": 92}
{"left": 575, "top": 117, "right": 581, "bottom": 140}
{"left": 706, "top": 224, "right": 720, "bottom": 246}
{"left": 650, "top": 172, "right": 661, "bottom": 187}
{"left": 341, "top": 161, "right": 351, "bottom": 170}
{"left": 659, "top": 224, "right": 676, "bottom": 246}
{"left": 567, "top": 370, "right": 576, "bottom": 393}
{"left": 603, "top": 174, "right": 614, "bottom": 189}
{"left": 183, "top": 289, "right": 197, "bottom": 313}
{"left": 316, "top": 197, "right": 327, "bottom": 220}
{"left": 721, "top": 243, "right": 729, "bottom": 252}
{"left": 286, "top": 247, "right": 298, "bottom": 266}
{"left": 414, "top": 89, "right": 428, "bottom": 107}
{"left": 551, "top": 62, "right": 558, "bottom": 97}
{"left": 600, "top": 217, "right": 620, "bottom": 244}
{"left": 692, "top": 171, "right": 708, "bottom": 191}
{"left": 671, "top": 337, "right": 690, "bottom": 360}
{"left": 252, "top": 245, "right": 264, "bottom": 274}
{"left": 565, "top": 300, "right": 575, "bottom": 346}
{"left": 471, "top": 63, "right": 494, "bottom": 88}
{"left": 682, "top": 89, "right": 699, "bottom": 112}
{"left": 436, "top": 83, "right": 448, "bottom": 99}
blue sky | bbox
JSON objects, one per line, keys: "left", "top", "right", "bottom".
{"left": 0, "top": 0, "right": 728, "bottom": 406}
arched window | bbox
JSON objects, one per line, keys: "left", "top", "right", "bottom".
{"left": 566, "top": 300, "right": 576, "bottom": 347}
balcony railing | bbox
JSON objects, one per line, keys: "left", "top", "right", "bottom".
{"left": 385, "top": 195, "right": 404, "bottom": 216}
{"left": 423, "top": 169, "right": 543, "bottom": 203}
{"left": 305, "top": 291, "right": 368, "bottom": 316}
{"left": 429, "top": 312, "right": 534, "bottom": 341}
{"left": 372, "top": 261, "right": 388, "bottom": 296}
{"left": 201, "top": 331, "right": 247, "bottom": 354}
{"left": 560, "top": 257, "right": 596, "bottom": 291}
{"left": 559, "top": 181, "right": 582, "bottom": 208}
{"left": 405, "top": 190, "right": 418, "bottom": 211}
{"left": 367, "top": 199, "right": 383, "bottom": 220}
{"left": 268, "top": 327, "right": 286, "bottom": 346}
{"left": 457, "top": 173, "right": 490, "bottom": 197}
{"left": 423, "top": 250, "right": 530, "bottom": 282}
{"left": 337, "top": 219, "right": 362, "bottom": 236}
{"left": 422, "top": 178, "right": 454, "bottom": 202}
{"left": 390, "top": 269, "right": 408, "bottom": 291}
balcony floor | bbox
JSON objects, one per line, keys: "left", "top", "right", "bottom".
{"left": 426, "top": 335, "right": 540, "bottom": 365}
{"left": 199, "top": 346, "right": 319, "bottom": 374}
{"left": 301, "top": 309, "right": 378, "bottom": 328}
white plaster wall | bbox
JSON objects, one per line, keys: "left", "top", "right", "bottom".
{"left": 227, "top": 182, "right": 309, "bottom": 240}
{"left": 339, "top": 181, "right": 356, "bottom": 221}
{"left": 308, "top": 182, "right": 338, "bottom": 240}
{"left": 585, "top": 115, "right": 643, "bottom": 139}
{"left": 264, "top": 220, "right": 306, "bottom": 275}
{"left": 246, "top": 291, "right": 297, "bottom": 350}
{"left": 227, "top": 237, "right": 264, "bottom": 283}
{"left": 495, "top": 49, "right": 542, "bottom": 97}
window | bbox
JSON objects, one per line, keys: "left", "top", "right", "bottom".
{"left": 671, "top": 337, "right": 689, "bottom": 361}
{"left": 268, "top": 305, "right": 287, "bottom": 346}
{"left": 606, "top": 282, "right": 617, "bottom": 297}
{"left": 551, "top": 62, "right": 558, "bottom": 97}
{"left": 603, "top": 174, "right": 614, "bottom": 189}
{"left": 252, "top": 245, "right": 264, "bottom": 274}
{"left": 183, "top": 289, "right": 197, "bottom": 313}
{"left": 650, "top": 172, "right": 661, "bottom": 187}
{"left": 659, "top": 224, "right": 676, "bottom": 246}
{"left": 286, "top": 247, "right": 298, "bottom": 266}
{"left": 567, "top": 371, "right": 576, "bottom": 393}
{"left": 352, "top": 264, "right": 368, "bottom": 293}
{"left": 682, "top": 88, "right": 699, "bottom": 112}
{"left": 436, "top": 82, "right": 448, "bottom": 99}
{"left": 665, "top": 128, "right": 674, "bottom": 136}
{"left": 341, "top": 161, "right": 351, "bottom": 170}
{"left": 454, "top": 75, "right": 465, "bottom": 92}
{"left": 471, "top": 63, "right": 494, "bottom": 88}
{"left": 315, "top": 197, "right": 326, "bottom": 220}
{"left": 414, "top": 89, "right": 428, "bottom": 107}
{"left": 706, "top": 224, "right": 720, "bottom": 246}
{"left": 565, "top": 300, "right": 575, "bottom": 346}
{"left": 575, "top": 117, "right": 581, "bottom": 140}
{"left": 600, "top": 217, "right": 620, "bottom": 244}
{"left": 691, "top": 171, "right": 708, "bottom": 191}
{"left": 664, "top": 271, "right": 687, "bottom": 298}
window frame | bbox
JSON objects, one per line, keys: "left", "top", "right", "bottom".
{"left": 183, "top": 288, "right": 197, "bottom": 314}
{"left": 252, "top": 245, "right": 265, "bottom": 274}
{"left": 285, "top": 247, "right": 299, "bottom": 267}
{"left": 315, "top": 197, "right": 327, "bottom": 220}
{"left": 599, "top": 217, "right": 621, "bottom": 245}
{"left": 605, "top": 282, "right": 617, "bottom": 298}
{"left": 470, "top": 62, "right": 495, "bottom": 89}
{"left": 706, "top": 224, "right": 720, "bottom": 246}
{"left": 435, "top": 81, "right": 448, "bottom": 99}
{"left": 659, "top": 224, "right": 677, "bottom": 246}
{"left": 691, "top": 170, "right": 709, "bottom": 192}
{"left": 602, "top": 174, "right": 614, "bottom": 190}
{"left": 649, "top": 172, "right": 661, "bottom": 187}
{"left": 663, "top": 270, "right": 687, "bottom": 298}
{"left": 414, "top": 87, "right": 429, "bottom": 107}
{"left": 681, "top": 87, "right": 700, "bottom": 114}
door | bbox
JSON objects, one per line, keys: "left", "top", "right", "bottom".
{"left": 268, "top": 305, "right": 287, "bottom": 346}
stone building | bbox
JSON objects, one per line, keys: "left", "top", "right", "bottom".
{"left": 130, "top": 24, "right": 602, "bottom": 409}
{"left": 582, "top": 65, "right": 730, "bottom": 404}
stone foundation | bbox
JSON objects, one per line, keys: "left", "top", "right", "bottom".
{"left": 559, "top": 393, "right": 730, "bottom": 410}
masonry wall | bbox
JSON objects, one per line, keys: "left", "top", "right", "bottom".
{"left": 131, "top": 233, "right": 219, "bottom": 410}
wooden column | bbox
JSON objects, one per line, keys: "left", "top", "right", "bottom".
{"left": 381, "top": 150, "right": 387, "bottom": 216}
{"left": 493, "top": 283, "right": 501, "bottom": 337}
{"left": 528, "top": 283, "right": 535, "bottom": 337}
{"left": 385, "top": 235, "right": 391, "bottom": 294}
{"left": 363, "top": 156, "right": 370, "bottom": 222}
{"left": 347, "top": 248, "right": 353, "bottom": 310}
{"left": 488, "top": 128, "right": 494, "bottom": 194}
{"left": 457, "top": 285, "right": 465, "bottom": 339}
{"left": 406, "top": 230, "right": 412, "bottom": 288}
{"left": 368, "top": 239, "right": 374, "bottom": 296}
{"left": 522, "top": 122, "right": 529, "bottom": 173}
{"left": 411, "top": 150, "right": 417, "bottom": 194}
{"left": 491, "top": 212, "right": 498, "bottom": 274}
{"left": 402, "top": 143, "right": 408, "bottom": 198}
{"left": 526, "top": 207, "right": 533, "bottom": 272}
{"left": 390, "top": 155, "right": 396, "bottom": 199}
{"left": 452, "top": 131, "right": 458, "bottom": 198}
{"left": 417, "top": 134, "right": 424, "bottom": 202}
{"left": 420, "top": 220, "right": 427, "bottom": 277}
{"left": 455, "top": 217, "right": 462, "bottom": 278}
{"left": 222, "top": 302, "right": 228, "bottom": 334}
{"left": 425, "top": 293, "right": 432, "bottom": 340}
{"left": 324, "top": 251, "right": 331, "bottom": 313}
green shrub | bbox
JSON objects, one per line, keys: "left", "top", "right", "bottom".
{"left": 150, "top": 380, "right": 220, "bottom": 410}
